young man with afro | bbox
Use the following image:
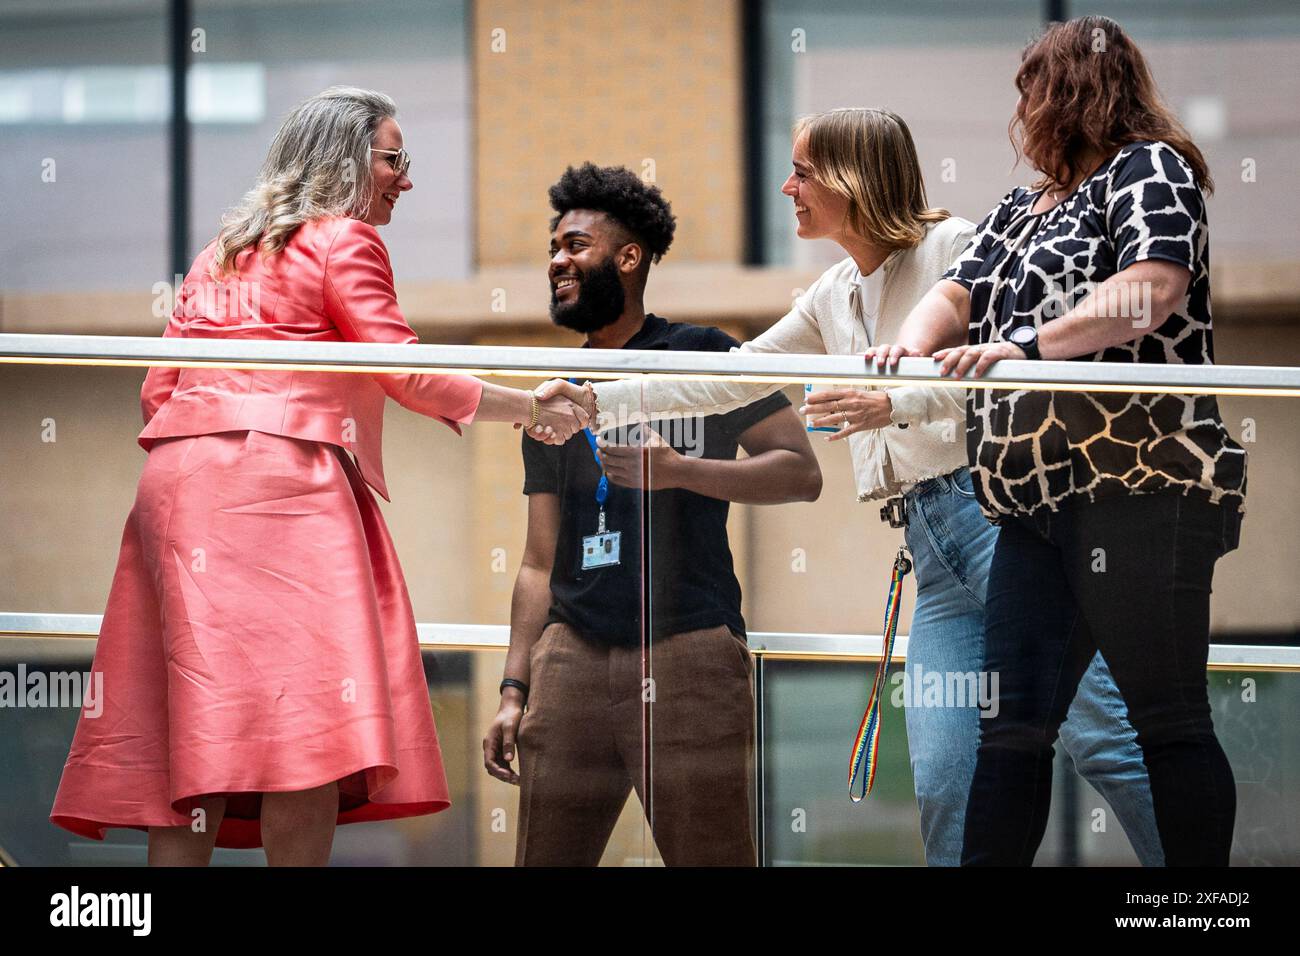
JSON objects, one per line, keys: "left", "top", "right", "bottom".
{"left": 483, "top": 163, "right": 823, "bottom": 865}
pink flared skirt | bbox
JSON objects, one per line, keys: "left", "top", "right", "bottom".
{"left": 50, "top": 430, "right": 450, "bottom": 849}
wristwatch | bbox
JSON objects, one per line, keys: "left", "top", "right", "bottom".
{"left": 1007, "top": 324, "right": 1041, "bottom": 360}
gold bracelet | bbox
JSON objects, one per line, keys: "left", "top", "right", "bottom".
{"left": 528, "top": 391, "right": 540, "bottom": 429}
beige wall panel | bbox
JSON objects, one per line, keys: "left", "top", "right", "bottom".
{"left": 474, "top": 0, "right": 743, "bottom": 266}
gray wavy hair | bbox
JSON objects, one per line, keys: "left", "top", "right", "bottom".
{"left": 210, "top": 86, "right": 396, "bottom": 278}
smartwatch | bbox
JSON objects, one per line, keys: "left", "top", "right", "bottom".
{"left": 1007, "top": 324, "right": 1041, "bottom": 360}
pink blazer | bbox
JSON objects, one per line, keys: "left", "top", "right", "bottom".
{"left": 139, "top": 216, "right": 483, "bottom": 501}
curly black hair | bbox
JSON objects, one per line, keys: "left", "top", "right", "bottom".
{"left": 548, "top": 162, "right": 676, "bottom": 264}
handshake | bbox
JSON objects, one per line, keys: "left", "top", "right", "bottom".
{"left": 517, "top": 379, "right": 600, "bottom": 445}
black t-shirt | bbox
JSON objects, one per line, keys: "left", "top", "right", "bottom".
{"left": 943, "top": 141, "right": 1247, "bottom": 521}
{"left": 521, "top": 314, "right": 791, "bottom": 645}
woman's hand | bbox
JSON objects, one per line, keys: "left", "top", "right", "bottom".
{"left": 933, "top": 341, "right": 1026, "bottom": 378}
{"left": 800, "top": 387, "right": 893, "bottom": 441}
{"left": 534, "top": 379, "right": 598, "bottom": 419}
{"left": 531, "top": 394, "right": 589, "bottom": 444}
{"left": 519, "top": 380, "right": 597, "bottom": 445}
{"left": 483, "top": 692, "right": 525, "bottom": 785}
{"left": 864, "top": 342, "right": 926, "bottom": 369}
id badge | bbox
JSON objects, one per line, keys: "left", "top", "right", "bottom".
{"left": 581, "top": 509, "right": 621, "bottom": 570}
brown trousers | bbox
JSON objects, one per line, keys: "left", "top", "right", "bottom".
{"left": 515, "top": 622, "right": 757, "bottom": 866}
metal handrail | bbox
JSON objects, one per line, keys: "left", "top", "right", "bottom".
{"left": 3, "top": 613, "right": 1297, "bottom": 671}
{"left": 3, "top": 332, "right": 1300, "bottom": 396}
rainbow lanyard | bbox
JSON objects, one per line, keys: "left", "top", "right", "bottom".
{"left": 848, "top": 546, "right": 912, "bottom": 802}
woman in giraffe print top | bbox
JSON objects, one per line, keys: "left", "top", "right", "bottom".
{"left": 872, "top": 16, "right": 1246, "bottom": 865}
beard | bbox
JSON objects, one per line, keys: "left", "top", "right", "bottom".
{"left": 550, "top": 258, "right": 625, "bottom": 333}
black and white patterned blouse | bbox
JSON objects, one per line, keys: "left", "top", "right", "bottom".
{"left": 942, "top": 140, "right": 1247, "bottom": 522}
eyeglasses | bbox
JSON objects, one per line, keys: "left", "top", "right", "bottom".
{"left": 369, "top": 147, "right": 411, "bottom": 177}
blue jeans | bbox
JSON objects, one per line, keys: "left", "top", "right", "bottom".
{"left": 900, "top": 467, "right": 1163, "bottom": 866}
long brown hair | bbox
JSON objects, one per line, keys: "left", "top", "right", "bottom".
{"left": 795, "top": 108, "right": 949, "bottom": 252}
{"left": 1011, "top": 16, "right": 1213, "bottom": 194}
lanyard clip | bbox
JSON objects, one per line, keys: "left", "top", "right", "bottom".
{"left": 893, "top": 546, "right": 912, "bottom": 576}
{"left": 879, "top": 496, "right": 907, "bottom": 529}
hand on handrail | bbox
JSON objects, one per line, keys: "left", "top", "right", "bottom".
{"left": 864, "top": 342, "right": 926, "bottom": 369}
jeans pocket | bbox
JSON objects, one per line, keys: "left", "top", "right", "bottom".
{"left": 950, "top": 467, "right": 978, "bottom": 499}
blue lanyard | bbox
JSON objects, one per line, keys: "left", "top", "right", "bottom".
{"left": 582, "top": 428, "right": 608, "bottom": 507}
{"left": 569, "top": 378, "right": 608, "bottom": 508}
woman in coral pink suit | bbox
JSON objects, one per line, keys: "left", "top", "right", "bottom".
{"left": 50, "top": 87, "right": 587, "bottom": 865}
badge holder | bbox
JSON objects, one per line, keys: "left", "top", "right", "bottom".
{"left": 582, "top": 504, "right": 621, "bottom": 570}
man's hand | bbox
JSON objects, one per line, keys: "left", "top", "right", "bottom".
{"left": 597, "top": 426, "right": 683, "bottom": 490}
{"left": 482, "top": 689, "right": 525, "bottom": 785}
{"left": 800, "top": 387, "right": 893, "bottom": 441}
{"left": 932, "top": 341, "right": 1026, "bottom": 378}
